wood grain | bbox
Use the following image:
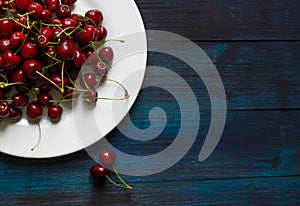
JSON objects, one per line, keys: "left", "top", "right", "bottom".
{"left": 136, "top": 0, "right": 300, "bottom": 41}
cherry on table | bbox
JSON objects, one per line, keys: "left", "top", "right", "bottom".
{"left": 9, "top": 107, "right": 22, "bottom": 121}
{"left": 90, "top": 164, "right": 108, "bottom": 181}
{"left": 37, "top": 93, "right": 53, "bottom": 107}
{"left": 100, "top": 149, "right": 116, "bottom": 165}
{"left": 0, "top": 101, "right": 10, "bottom": 117}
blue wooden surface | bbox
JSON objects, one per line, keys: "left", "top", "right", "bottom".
{"left": 1, "top": 0, "right": 300, "bottom": 205}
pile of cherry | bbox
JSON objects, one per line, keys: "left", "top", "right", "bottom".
{"left": 0, "top": 0, "right": 122, "bottom": 123}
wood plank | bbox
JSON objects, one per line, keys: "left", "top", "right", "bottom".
{"left": 0, "top": 110, "right": 299, "bottom": 183}
{"left": 145, "top": 41, "right": 300, "bottom": 110}
{"left": 136, "top": 0, "right": 300, "bottom": 40}
{"left": 0, "top": 176, "right": 299, "bottom": 205}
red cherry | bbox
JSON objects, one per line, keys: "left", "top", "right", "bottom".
{"left": 0, "top": 39, "right": 11, "bottom": 52}
{"left": 90, "top": 164, "right": 108, "bottom": 181}
{"left": 13, "top": 17, "right": 26, "bottom": 30}
{"left": 37, "top": 93, "right": 53, "bottom": 107}
{"left": 100, "top": 149, "right": 116, "bottom": 165}
{"left": 99, "top": 47, "right": 114, "bottom": 64}
{"left": 22, "top": 60, "right": 42, "bottom": 79}
{"left": 48, "top": 105, "right": 63, "bottom": 122}
{"left": 2, "top": 51, "right": 21, "bottom": 71}
{"left": 62, "top": 18, "right": 78, "bottom": 29}
{"left": 9, "top": 107, "right": 22, "bottom": 120}
{"left": 96, "top": 26, "right": 107, "bottom": 41}
{"left": 40, "top": 9, "right": 52, "bottom": 23}
{"left": 85, "top": 9, "right": 103, "bottom": 26}
{"left": 20, "top": 42, "right": 38, "bottom": 60}
{"left": 35, "top": 34, "right": 49, "bottom": 49}
{"left": 9, "top": 69, "right": 25, "bottom": 83}
{"left": 45, "top": 0, "right": 59, "bottom": 11}
{"left": 27, "top": 2, "right": 43, "bottom": 18}
{"left": 0, "top": 101, "right": 10, "bottom": 117}
{"left": 73, "top": 48, "right": 86, "bottom": 68}
{"left": 0, "top": 19, "right": 14, "bottom": 38}
{"left": 10, "top": 31, "right": 26, "bottom": 49}
{"left": 12, "top": 93, "right": 29, "bottom": 108}
{"left": 83, "top": 89, "right": 98, "bottom": 105}
{"left": 56, "top": 40, "right": 76, "bottom": 60}
{"left": 79, "top": 25, "right": 97, "bottom": 46}
{"left": 61, "top": 0, "right": 77, "bottom": 5}
{"left": 15, "top": 0, "right": 34, "bottom": 11}
{"left": 26, "top": 102, "right": 43, "bottom": 119}
{"left": 93, "top": 61, "right": 108, "bottom": 77}
{"left": 56, "top": 4, "right": 71, "bottom": 19}
{"left": 50, "top": 73, "right": 68, "bottom": 88}
{"left": 41, "top": 27, "right": 53, "bottom": 39}
{"left": 85, "top": 49, "right": 98, "bottom": 65}
{"left": 82, "top": 72, "right": 96, "bottom": 89}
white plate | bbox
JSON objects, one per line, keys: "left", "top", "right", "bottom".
{"left": 0, "top": 0, "right": 147, "bottom": 158}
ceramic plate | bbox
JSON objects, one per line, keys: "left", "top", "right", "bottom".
{"left": 0, "top": 0, "right": 147, "bottom": 158}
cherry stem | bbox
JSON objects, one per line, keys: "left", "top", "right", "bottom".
{"left": 112, "top": 164, "right": 133, "bottom": 189}
{"left": 104, "top": 78, "right": 129, "bottom": 99}
{"left": 31, "top": 118, "right": 41, "bottom": 151}
{"left": 105, "top": 175, "right": 132, "bottom": 190}
{"left": 0, "top": 81, "right": 24, "bottom": 88}
{"left": 61, "top": 59, "right": 65, "bottom": 93}
{"left": 14, "top": 36, "right": 27, "bottom": 55}
{"left": 35, "top": 71, "right": 64, "bottom": 94}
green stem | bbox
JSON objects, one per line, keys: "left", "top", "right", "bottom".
{"left": 112, "top": 164, "right": 133, "bottom": 189}
{"left": 31, "top": 119, "right": 41, "bottom": 151}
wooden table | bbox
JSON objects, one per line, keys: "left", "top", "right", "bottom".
{"left": 1, "top": 0, "right": 299, "bottom": 205}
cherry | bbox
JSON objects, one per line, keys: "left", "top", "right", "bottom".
{"left": 85, "top": 49, "right": 98, "bottom": 65}
{"left": 2, "top": 51, "right": 21, "bottom": 71}
{"left": 45, "top": 0, "right": 59, "bottom": 11}
{"left": 41, "top": 27, "right": 53, "bottom": 39}
{"left": 13, "top": 17, "right": 26, "bottom": 31}
{"left": 0, "top": 19, "right": 14, "bottom": 38}
{"left": 79, "top": 25, "right": 97, "bottom": 46}
{"left": 100, "top": 149, "right": 116, "bottom": 165}
{"left": 48, "top": 105, "right": 63, "bottom": 122}
{"left": 27, "top": 2, "right": 43, "bottom": 18}
{"left": 22, "top": 60, "right": 42, "bottom": 79}
{"left": 39, "top": 80, "right": 52, "bottom": 93}
{"left": 50, "top": 28, "right": 66, "bottom": 42}
{"left": 99, "top": 47, "right": 114, "bottom": 64}
{"left": 15, "top": 0, "right": 34, "bottom": 11}
{"left": 93, "top": 61, "right": 108, "bottom": 77}
{"left": 96, "top": 26, "right": 107, "bottom": 41}
{"left": 35, "top": 34, "right": 49, "bottom": 49}
{"left": 0, "top": 0, "right": 4, "bottom": 9}
{"left": 50, "top": 73, "right": 68, "bottom": 88}
{"left": 40, "top": 9, "right": 53, "bottom": 23}
{"left": 0, "top": 39, "right": 11, "bottom": 52}
{"left": 90, "top": 164, "right": 108, "bottom": 181}
{"left": 26, "top": 102, "right": 43, "bottom": 119}
{"left": 73, "top": 48, "right": 86, "bottom": 68}
{"left": 20, "top": 42, "right": 38, "bottom": 60}
{"left": 0, "top": 101, "right": 10, "bottom": 117}
{"left": 82, "top": 72, "right": 96, "bottom": 89}
{"left": 56, "top": 40, "right": 76, "bottom": 60}
{"left": 9, "top": 107, "right": 22, "bottom": 120}
{"left": 12, "top": 93, "right": 29, "bottom": 108}
{"left": 61, "top": 0, "right": 77, "bottom": 5}
{"left": 10, "top": 31, "right": 26, "bottom": 49}
{"left": 9, "top": 69, "right": 26, "bottom": 83}
{"left": 85, "top": 9, "right": 103, "bottom": 26}
{"left": 56, "top": 4, "right": 71, "bottom": 19}
{"left": 50, "top": 18, "right": 63, "bottom": 29}
{"left": 62, "top": 18, "right": 78, "bottom": 29}
{"left": 37, "top": 93, "right": 53, "bottom": 107}
{"left": 83, "top": 89, "right": 98, "bottom": 105}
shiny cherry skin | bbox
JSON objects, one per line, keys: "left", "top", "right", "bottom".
{"left": 20, "top": 42, "right": 38, "bottom": 60}
{"left": 12, "top": 93, "right": 29, "bottom": 108}
{"left": 0, "top": 39, "right": 11, "bottom": 52}
{"left": 100, "top": 149, "right": 116, "bottom": 165}
{"left": 35, "top": 34, "right": 49, "bottom": 49}
{"left": 0, "top": 101, "right": 10, "bottom": 117}
{"left": 45, "top": 0, "right": 59, "bottom": 11}
{"left": 50, "top": 73, "right": 68, "bottom": 88}
{"left": 41, "top": 9, "right": 52, "bottom": 23}
{"left": 22, "top": 60, "right": 42, "bottom": 79}
{"left": 79, "top": 25, "right": 97, "bottom": 46}
{"left": 0, "top": 19, "right": 14, "bottom": 38}
{"left": 9, "top": 69, "right": 26, "bottom": 83}
{"left": 85, "top": 9, "right": 103, "bottom": 26}
{"left": 9, "top": 107, "right": 22, "bottom": 120}
{"left": 2, "top": 50, "right": 21, "bottom": 71}
{"left": 48, "top": 105, "right": 63, "bottom": 122}
{"left": 56, "top": 4, "right": 71, "bottom": 19}
{"left": 37, "top": 93, "right": 53, "bottom": 107}
{"left": 93, "top": 61, "right": 108, "bottom": 77}
{"left": 73, "top": 48, "right": 86, "bottom": 68}
{"left": 56, "top": 40, "right": 76, "bottom": 60}
{"left": 26, "top": 102, "right": 43, "bottom": 119}
{"left": 82, "top": 72, "right": 96, "bottom": 89}
{"left": 90, "top": 164, "right": 108, "bottom": 181}
{"left": 10, "top": 31, "right": 26, "bottom": 49}
{"left": 15, "top": 0, "right": 34, "bottom": 11}
{"left": 62, "top": 18, "right": 78, "bottom": 29}
{"left": 96, "top": 25, "right": 107, "bottom": 41}
{"left": 99, "top": 47, "right": 114, "bottom": 64}
{"left": 27, "top": 2, "right": 43, "bottom": 18}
